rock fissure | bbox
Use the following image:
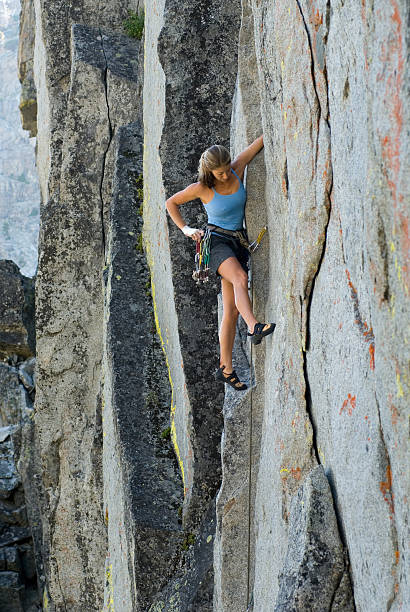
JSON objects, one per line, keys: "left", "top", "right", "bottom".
{"left": 374, "top": 397, "right": 399, "bottom": 612}
{"left": 98, "top": 29, "right": 113, "bottom": 258}
{"left": 295, "top": 0, "right": 322, "bottom": 165}
{"left": 301, "top": 323, "right": 320, "bottom": 466}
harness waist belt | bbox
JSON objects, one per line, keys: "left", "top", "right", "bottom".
{"left": 206, "top": 224, "right": 250, "bottom": 250}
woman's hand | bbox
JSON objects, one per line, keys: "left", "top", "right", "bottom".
{"left": 182, "top": 226, "right": 204, "bottom": 242}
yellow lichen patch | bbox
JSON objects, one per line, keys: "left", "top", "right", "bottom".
{"left": 396, "top": 373, "right": 404, "bottom": 398}
{"left": 318, "top": 446, "right": 326, "bottom": 466}
{"left": 305, "top": 420, "right": 313, "bottom": 445}
{"left": 389, "top": 293, "right": 396, "bottom": 318}
{"left": 43, "top": 588, "right": 49, "bottom": 611}
{"left": 150, "top": 276, "right": 186, "bottom": 493}
{"left": 19, "top": 98, "right": 36, "bottom": 109}
{"left": 105, "top": 563, "right": 115, "bottom": 611}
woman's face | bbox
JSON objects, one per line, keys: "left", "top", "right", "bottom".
{"left": 212, "top": 165, "right": 231, "bottom": 183}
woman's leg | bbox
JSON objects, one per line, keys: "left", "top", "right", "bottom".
{"left": 218, "top": 257, "right": 258, "bottom": 333}
{"left": 220, "top": 277, "right": 239, "bottom": 371}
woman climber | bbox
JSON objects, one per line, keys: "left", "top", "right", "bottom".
{"left": 165, "top": 136, "right": 275, "bottom": 391}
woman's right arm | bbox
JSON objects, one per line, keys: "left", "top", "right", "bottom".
{"left": 165, "top": 183, "right": 204, "bottom": 241}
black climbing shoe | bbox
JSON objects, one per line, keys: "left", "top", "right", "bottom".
{"left": 215, "top": 365, "right": 248, "bottom": 391}
{"left": 248, "top": 322, "right": 276, "bottom": 345}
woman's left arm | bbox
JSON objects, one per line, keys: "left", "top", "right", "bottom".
{"left": 232, "top": 135, "right": 264, "bottom": 179}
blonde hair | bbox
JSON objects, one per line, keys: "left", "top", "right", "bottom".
{"left": 198, "top": 145, "right": 231, "bottom": 188}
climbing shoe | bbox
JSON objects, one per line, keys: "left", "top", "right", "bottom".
{"left": 248, "top": 322, "right": 276, "bottom": 345}
{"left": 215, "top": 365, "right": 248, "bottom": 391}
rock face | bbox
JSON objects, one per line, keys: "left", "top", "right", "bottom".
{"left": 274, "top": 466, "right": 353, "bottom": 611}
{"left": 18, "top": 0, "right": 37, "bottom": 137}
{"left": 102, "top": 120, "right": 184, "bottom": 611}
{"left": 18, "top": 0, "right": 409, "bottom": 610}
{"left": 0, "top": 261, "right": 35, "bottom": 360}
{"left": 0, "top": 261, "right": 41, "bottom": 611}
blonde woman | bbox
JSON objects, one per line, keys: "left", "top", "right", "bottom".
{"left": 166, "top": 137, "right": 275, "bottom": 391}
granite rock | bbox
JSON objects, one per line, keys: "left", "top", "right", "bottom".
{"left": 0, "top": 261, "right": 34, "bottom": 360}
{"left": 18, "top": 0, "right": 37, "bottom": 136}
{"left": 102, "top": 121, "right": 184, "bottom": 610}
{"left": 274, "top": 466, "right": 353, "bottom": 611}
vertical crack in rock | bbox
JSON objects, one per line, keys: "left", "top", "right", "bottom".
{"left": 98, "top": 29, "right": 113, "bottom": 257}
{"left": 294, "top": 0, "right": 333, "bottom": 464}
{"left": 293, "top": 6, "right": 356, "bottom": 603}
{"left": 375, "top": 397, "right": 399, "bottom": 611}
{"left": 328, "top": 552, "right": 357, "bottom": 612}
{"left": 295, "top": 0, "right": 321, "bottom": 166}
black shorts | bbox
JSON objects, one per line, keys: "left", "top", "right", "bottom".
{"left": 209, "top": 232, "right": 250, "bottom": 276}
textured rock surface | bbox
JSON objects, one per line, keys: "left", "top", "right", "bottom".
{"left": 0, "top": 261, "right": 35, "bottom": 360}
{"left": 0, "top": 359, "right": 41, "bottom": 610}
{"left": 274, "top": 466, "right": 353, "bottom": 611}
{"left": 32, "top": 15, "right": 145, "bottom": 608}
{"left": 102, "top": 120, "right": 184, "bottom": 611}
{"left": 247, "top": 1, "right": 408, "bottom": 610}
{"left": 18, "top": 0, "right": 37, "bottom": 136}
{"left": 0, "top": 0, "right": 40, "bottom": 277}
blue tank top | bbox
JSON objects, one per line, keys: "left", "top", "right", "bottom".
{"left": 202, "top": 169, "right": 246, "bottom": 230}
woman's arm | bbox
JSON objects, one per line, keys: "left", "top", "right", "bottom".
{"left": 232, "top": 135, "right": 264, "bottom": 179}
{"left": 165, "top": 182, "right": 204, "bottom": 241}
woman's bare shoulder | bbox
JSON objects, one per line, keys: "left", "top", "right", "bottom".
{"left": 181, "top": 181, "right": 212, "bottom": 203}
{"left": 169, "top": 181, "right": 205, "bottom": 205}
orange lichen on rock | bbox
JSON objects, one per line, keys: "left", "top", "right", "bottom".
{"left": 340, "top": 394, "right": 356, "bottom": 416}
{"left": 380, "top": 464, "right": 395, "bottom": 515}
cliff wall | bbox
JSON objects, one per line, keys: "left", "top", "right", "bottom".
{"left": 16, "top": 0, "right": 409, "bottom": 610}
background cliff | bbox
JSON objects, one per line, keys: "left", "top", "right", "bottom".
{"left": 9, "top": 0, "right": 409, "bottom": 610}
{"left": 0, "top": 0, "right": 39, "bottom": 277}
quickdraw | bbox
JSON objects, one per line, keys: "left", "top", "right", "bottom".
{"left": 248, "top": 225, "right": 267, "bottom": 253}
{"left": 192, "top": 228, "right": 211, "bottom": 283}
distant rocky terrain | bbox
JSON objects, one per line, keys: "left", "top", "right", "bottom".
{"left": 0, "top": 0, "right": 407, "bottom": 610}
{"left": 0, "top": 0, "right": 39, "bottom": 278}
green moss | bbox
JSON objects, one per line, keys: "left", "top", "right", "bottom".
{"left": 124, "top": 10, "right": 145, "bottom": 40}
{"left": 181, "top": 533, "right": 196, "bottom": 551}
{"left": 19, "top": 98, "right": 36, "bottom": 109}
{"left": 161, "top": 426, "right": 171, "bottom": 440}
{"left": 135, "top": 174, "right": 144, "bottom": 202}
{"left": 135, "top": 233, "right": 144, "bottom": 253}
{"left": 145, "top": 390, "right": 159, "bottom": 408}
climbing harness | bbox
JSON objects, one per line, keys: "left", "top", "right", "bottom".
{"left": 207, "top": 224, "right": 267, "bottom": 253}
{"left": 206, "top": 224, "right": 251, "bottom": 251}
{"left": 192, "top": 225, "right": 268, "bottom": 284}
{"left": 192, "top": 228, "right": 211, "bottom": 283}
